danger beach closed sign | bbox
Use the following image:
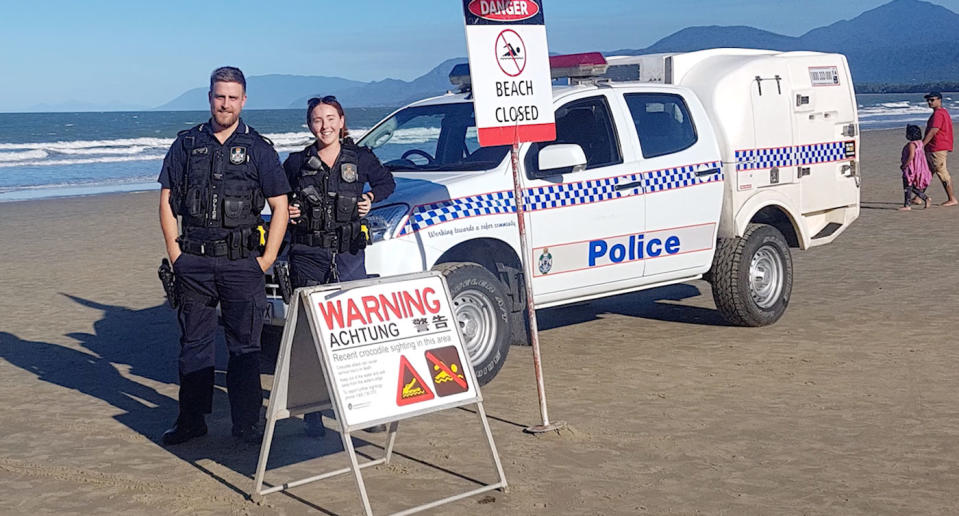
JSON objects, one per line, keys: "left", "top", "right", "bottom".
{"left": 307, "top": 274, "right": 479, "bottom": 427}
{"left": 462, "top": 0, "right": 556, "bottom": 146}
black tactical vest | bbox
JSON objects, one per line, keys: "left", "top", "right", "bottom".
{"left": 292, "top": 143, "right": 364, "bottom": 236}
{"left": 171, "top": 124, "right": 265, "bottom": 230}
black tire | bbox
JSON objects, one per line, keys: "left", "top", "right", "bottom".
{"left": 710, "top": 223, "right": 793, "bottom": 327}
{"left": 433, "top": 262, "right": 511, "bottom": 385}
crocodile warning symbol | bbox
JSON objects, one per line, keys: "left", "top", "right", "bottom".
{"left": 426, "top": 346, "right": 469, "bottom": 397}
{"left": 396, "top": 355, "right": 434, "bottom": 406}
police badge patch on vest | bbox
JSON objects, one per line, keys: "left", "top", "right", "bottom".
{"left": 341, "top": 163, "right": 358, "bottom": 182}
{"left": 230, "top": 146, "right": 247, "bottom": 165}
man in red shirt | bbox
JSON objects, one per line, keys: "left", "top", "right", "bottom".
{"left": 923, "top": 91, "right": 957, "bottom": 206}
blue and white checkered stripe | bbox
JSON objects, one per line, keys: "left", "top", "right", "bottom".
{"left": 736, "top": 141, "right": 846, "bottom": 171}
{"left": 644, "top": 162, "right": 723, "bottom": 193}
{"left": 399, "top": 162, "right": 723, "bottom": 236}
{"left": 400, "top": 191, "right": 515, "bottom": 235}
{"left": 525, "top": 176, "right": 624, "bottom": 211}
{"left": 796, "top": 142, "right": 846, "bottom": 165}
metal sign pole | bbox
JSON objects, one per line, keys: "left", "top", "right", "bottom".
{"left": 509, "top": 140, "right": 566, "bottom": 434}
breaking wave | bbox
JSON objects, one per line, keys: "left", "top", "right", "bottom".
{"left": 857, "top": 96, "right": 958, "bottom": 129}
{"left": 0, "top": 129, "right": 389, "bottom": 167}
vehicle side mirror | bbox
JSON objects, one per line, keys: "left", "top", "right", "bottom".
{"left": 532, "top": 144, "right": 587, "bottom": 178}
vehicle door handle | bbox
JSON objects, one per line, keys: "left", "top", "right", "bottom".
{"left": 694, "top": 168, "right": 720, "bottom": 177}
{"left": 615, "top": 180, "right": 643, "bottom": 191}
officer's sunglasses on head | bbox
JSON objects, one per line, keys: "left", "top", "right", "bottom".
{"left": 308, "top": 95, "right": 338, "bottom": 107}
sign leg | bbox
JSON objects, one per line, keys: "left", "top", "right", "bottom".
{"left": 341, "top": 430, "right": 374, "bottom": 516}
{"left": 475, "top": 402, "right": 508, "bottom": 492}
{"left": 252, "top": 414, "right": 278, "bottom": 501}
{"left": 252, "top": 298, "right": 297, "bottom": 500}
{"left": 384, "top": 421, "right": 399, "bottom": 464}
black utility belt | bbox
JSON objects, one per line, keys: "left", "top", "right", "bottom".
{"left": 292, "top": 231, "right": 339, "bottom": 248}
{"left": 293, "top": 222, "right": 368, "bottom": 253}
{"left": 179, "top": 231, "right": 258, "bottom": 259}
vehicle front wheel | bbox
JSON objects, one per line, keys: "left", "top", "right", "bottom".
{"left": 433, "top": 262, "right": 511, "bottom": 385}
{"left": 710, "top": 223, "right": 793, "bottom": 327}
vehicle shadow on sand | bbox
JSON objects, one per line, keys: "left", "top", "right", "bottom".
{"left": 861, "top": 200, "right": 908, "bottom": 211}
{"left": 536, "top": 282, "right": 732, "bottom": 330}
{"left": 0, "top": 294, "right": 396, "bottom": 504}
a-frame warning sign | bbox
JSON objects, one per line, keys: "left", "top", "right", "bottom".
{"left": 252, "top": 272, "right": 507, "bottom": 515}
{"left": 396, "top": 355, "right": 434, "bottom": 406}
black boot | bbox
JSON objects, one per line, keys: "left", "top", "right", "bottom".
{"left": 162, "top": 367, "right": 214, "bottom": 446}
{"left": 227, "top": 352, "right": 264, "bottom": 443}
{"left": 161, "top": 415, "right": 207, "bottom": 445}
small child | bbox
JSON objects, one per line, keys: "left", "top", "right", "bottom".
{"left": 899, "top": 124, "right": 932, "bottom": 211}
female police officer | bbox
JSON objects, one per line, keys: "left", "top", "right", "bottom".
{"left": 283, "top": 95, "right": 395, "bottom": 437}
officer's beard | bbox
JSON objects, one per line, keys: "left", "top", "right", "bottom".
{"left": 213, "top": 109, "right": 238, "bottom": 129}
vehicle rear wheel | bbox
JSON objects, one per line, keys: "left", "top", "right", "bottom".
{"left": 710, "top": 223, "right": 793, "bottom": 327}
{"left": 433, "top": 262, "right": 511, "bottom": 385}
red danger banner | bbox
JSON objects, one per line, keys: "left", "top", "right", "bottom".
{"left": 478, "top": 123, "right": 556, "bottom": 147}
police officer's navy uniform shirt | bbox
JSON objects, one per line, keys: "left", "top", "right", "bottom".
{"left": 283, "top": 142, "right": 396, "bottom": 204}
{"left": 158, "top": 119, "right": 291, "bottom": 241}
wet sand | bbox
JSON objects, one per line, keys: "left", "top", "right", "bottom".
{"left": 1, "top": 129, "right": 958, "bottom": 514}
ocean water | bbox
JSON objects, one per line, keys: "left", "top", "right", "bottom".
{"left": 0, "top": 94, "right": 954, "bottom": 202}
{"left": 0, "top": 108, "right": 394, "bottom": 202}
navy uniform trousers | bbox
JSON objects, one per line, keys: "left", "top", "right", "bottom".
{"left": 173, "top": 252, "right": 266, "bottom": 430}
{"left": 289, "top": 245, "right": 367, "bottom": 287}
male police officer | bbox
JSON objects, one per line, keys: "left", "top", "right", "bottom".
{"left": 158, "top": 67, "right": 290, "bottom": 445}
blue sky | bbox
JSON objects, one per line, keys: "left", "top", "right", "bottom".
{"left": 1, "top": 0, "right": 957, "bottom": 111}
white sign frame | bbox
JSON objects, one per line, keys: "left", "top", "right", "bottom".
{"left": 251, "top": 271, "right": 507, "bottom": 515}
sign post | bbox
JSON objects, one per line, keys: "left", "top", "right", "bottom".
{"left": 462, "top": 0, "right": 565, "bottom": 433}
{"left": 252, "top": 272, "right": 507, "bottom": 514}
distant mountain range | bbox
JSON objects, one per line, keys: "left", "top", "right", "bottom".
{"left": 157, "top": 0, "right": 959, "bottom": 111}
{"left": 610, "top": 0, "right": 959, "bottom": 84}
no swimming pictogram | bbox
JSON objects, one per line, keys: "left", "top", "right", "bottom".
{"left": 396, "top": 355, "right": 435, "bottom": 406}
{"left": 426, "top": 346, "right": 469, "bottom": 397}
{"left": 495, "top": 29, "right": 526, "bottom": 77}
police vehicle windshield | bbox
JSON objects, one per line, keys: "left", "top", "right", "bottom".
{"left": 358, "top": 103, "right": 509, "bottom": 172}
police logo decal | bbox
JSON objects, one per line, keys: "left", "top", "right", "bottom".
{"left": 230, "top": 146, "right": 247, "bottom": 165}
{"left": 341, "top": 163, "right": 358, "bottom": 182}
{"left": 538, "top": 248, "right": 552, "bottom": 274}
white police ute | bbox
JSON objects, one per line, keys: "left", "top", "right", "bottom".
{"left": 266, "top": 48, "right": 861, "bottom": 385}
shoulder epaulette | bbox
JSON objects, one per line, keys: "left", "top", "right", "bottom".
{"left": 245, "top": 125, "right": 273, "bottom": 146}
{"left": 177, "top": 123, "right": 205, "bottom": 138}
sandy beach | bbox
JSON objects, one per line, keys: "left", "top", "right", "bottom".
{"left": 2, "top": 128, "right": 958, "bottom": 514}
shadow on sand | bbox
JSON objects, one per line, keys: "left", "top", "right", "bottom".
{"left": 0, "top": 294, "right": 389, "bottom": 506}
{"left": 537, "top": 282, "right": 730, "bottom": 330}
{"left": 0, "top": 283, "right": 724, "bottom": 505}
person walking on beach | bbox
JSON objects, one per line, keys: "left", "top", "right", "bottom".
{"left": 922, "top": 92, "right": 957, "bottom": 207}
{"left": 283, "top": 95, "right": 394, "bottom": 438}
{"left": 899, "top": 124, "right": 932, "bottom": 211}
{"left": 157, "top": 66, "right": 290, "bottom": 445}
